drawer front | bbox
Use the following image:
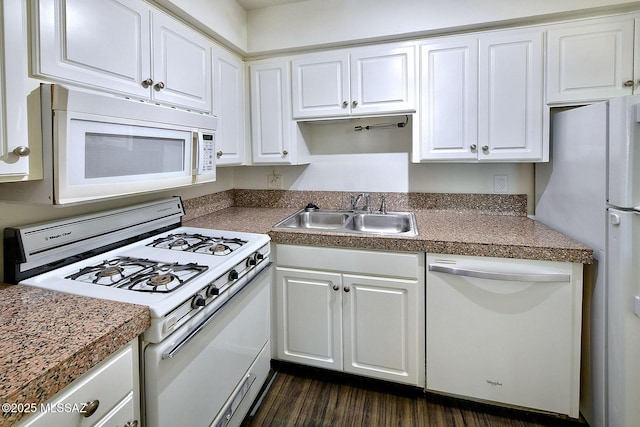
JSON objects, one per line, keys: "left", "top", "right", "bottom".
{"left": 275, "top": 244, "right": 422, "bottom": 279}
{"left": 18, "top": 341, "right": 137, "bottom": 427}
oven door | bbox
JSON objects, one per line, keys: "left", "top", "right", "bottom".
{"left": 54, "top": 110, "right": 204, "bottom": 204}
{"left": 143, "top": 265, "right": 271, "bottom": 427}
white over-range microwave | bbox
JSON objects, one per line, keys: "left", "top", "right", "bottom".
{"left": 0, "top": 84, "right": 217, "bottom": 205}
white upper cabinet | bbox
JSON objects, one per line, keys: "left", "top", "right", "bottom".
{"left": 477, "top": 29, "right": 544, "bottom": 161}
{"left": 212, "top": 47, "right": 246, "bottom": 166}
{"left": 0, "top": 0, "right": 37, "bottom": 182}
{"left": 291, "top": 43, "right": 416, "bottom": 119}
{"left": 250, "top": 59, "right": 309, "bottom": 165}
{"left": 34, "top": 0, "right": 212, "bottom": 113}
{"left": 150, "top": 12, "right": 212, "bottom": 112}
{"left": 418, "top": 37, "right": 479, "bottom": 161}
{"left": 546, "top": 16, "right": 636, "bottom": 104}
{"left": 291, "top": 52, "right": 350, "bottom": 118}
{"left": 415, "top": 28, "right": 544, "bottom": 162}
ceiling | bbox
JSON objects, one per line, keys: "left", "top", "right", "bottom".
{"left": 236, "top": 0, "right": 310, "bottom": 10}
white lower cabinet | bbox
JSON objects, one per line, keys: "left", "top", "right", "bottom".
{"left": 15, "top": 339, "right": 140, "bottom": 427}
{"left": 274, "top": 245, "right": 425, "bottom": 387}
{"left": 426, "top": 254, "right": 583, "bottom": 418}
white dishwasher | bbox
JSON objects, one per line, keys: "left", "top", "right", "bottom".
{"left": 425, "top": 254, "right": 583, "bottom": 418}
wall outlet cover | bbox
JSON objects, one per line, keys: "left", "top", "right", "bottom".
{"left": 494, "top": 175, "right": 508, "bottom": 193}
{"left": 268, "top": 173, "right": 283, "bottom": 189}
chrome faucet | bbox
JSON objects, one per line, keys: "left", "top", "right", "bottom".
{"left": 378, "top": 194, "right": 387, "bottom": 214}
{"left": 350, "top": 193, "right": 371, "bottom": 212}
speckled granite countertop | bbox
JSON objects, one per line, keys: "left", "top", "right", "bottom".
{"left": 0, "top": 285, "right": 150, "bottom": 426}
{"left": 185, "top": 206, "right": 593, "bottom": 264}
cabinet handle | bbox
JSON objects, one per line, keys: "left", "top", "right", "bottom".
{"left": 342, "top": 101, "right": 348, "bottom": 108}
{"left": 12, "top": 146, "right": 30, "bottom": 157}
{"left": 154, "top": 81, "right": 165, "bottom": 90}
{"left": 124, "top": 421, "right": 139, "bottom": 427}
{"left": 282, "top": 150, "right": 288, "bottom": 156}
{"left": 333, "top": 285, "right": 340, "bottom": 291}
{"left": 81, "top": 400, "right": 100, "bottom": 417}
{"left": 482, "top": 145, "right": 489, "bottom": 152}
{"left": 470, "top": 144, "right": 477, "bottom": 152}
{"left": 352, "top": 100, "right": 358, "bottom": 108}
{"left": 624, "top": 80, "right": 634, "bottom": 87}
{"left": 141, "top": 78, "right": 153, "bottom": 88}
{"left": 216, "top": 151, "right": 223, "bottom": 159}
{"left": 343, "top": 286, "right": 350, "bottom": 292}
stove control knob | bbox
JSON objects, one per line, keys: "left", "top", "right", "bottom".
{"left": 229, "top": 270, "right": 239, "bottom": 281}
{"left": 247, "top": 257, "right": 257, "bottom": 267}
{"left": 192, "top": 294, "right": 206, "bottom": 308}
{"left": 207, "top": 285, "right": 219, "bottom": 297}
{"left": 255, "top": 252, "right": 264, "bottom": 261}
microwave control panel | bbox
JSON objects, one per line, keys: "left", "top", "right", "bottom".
{"left": 197, "top": 132, "right": 215, "bottom": 174}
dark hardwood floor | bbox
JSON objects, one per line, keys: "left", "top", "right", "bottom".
{"left": 242, "top": 363, "right": 588, "bottom": 427}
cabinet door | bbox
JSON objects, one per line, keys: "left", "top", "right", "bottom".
{"left": 212, "top": 48, "right": 246, "bottom": 165}
{"left": 342, "top": 274, "right": 424, "bottom": 387}
{"left": 291, "top": 52, "right": 350, "bottom": 119}
{"left": 418, "top": 38, "right": 478, "bottom": 161}
{"left": 478, "top": 29, "right": 544, "bottom": 161}
{"left": 547, "top": 17, "right": 635, "bottom": 103}
{"left": 275, "top": 267, "right": 343, "bottom": 371}
{"left": 0, "top": 0, "right": 33, "bottom": 181}
{"left": 151, "top": 12, "right": 212, "bottom": 112}
{"left": 250, "top": 61, "right": 295, "bottom": 164}
{"left": 34, "top": 0, "right": 151, "bottom": 98}
{"left": 350, "top": 44, "right": 416, "bottom": 116}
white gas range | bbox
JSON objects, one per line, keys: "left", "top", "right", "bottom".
{"left": 4, "top": 197, "right": 272, "bottom": 427}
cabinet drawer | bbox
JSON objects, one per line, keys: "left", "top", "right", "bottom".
{"left": 18, "top": 341, "right": 137, "bottom": 427}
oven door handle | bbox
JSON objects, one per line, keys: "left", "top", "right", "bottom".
{"left": 161, "top": 263, "right": 272, "bottom": 360}
{"left": 162, "top": 307, "right": 223, "bottom": 360}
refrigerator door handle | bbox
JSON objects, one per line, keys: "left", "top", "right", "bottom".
{"left": 635, "top": 296, "right": 640, "bottom": 318}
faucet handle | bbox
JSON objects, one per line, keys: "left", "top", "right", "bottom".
{"left": 379, "top": 194, "right": 387, "bottom": 214}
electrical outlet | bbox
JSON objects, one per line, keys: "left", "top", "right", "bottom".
{"left": 267, "top": 173, "right": 282, "bottom": 189}
{"left": 494, "top": 175, "right": 508, "bottom": 193}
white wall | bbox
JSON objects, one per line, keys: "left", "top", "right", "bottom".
{"left": 246, "top": 0, "right": 640, "bottom": 54}
{"left": 153, "top": 0, "right": 249, "bottom": 53}
{"left": 234, "top": 117, "right": 534, "bottom": 211}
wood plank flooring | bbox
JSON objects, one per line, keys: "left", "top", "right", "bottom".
{"left": 242, "top": 363, "right": 588, "bottom": 427}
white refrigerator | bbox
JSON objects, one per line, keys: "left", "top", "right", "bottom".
{"left": 535, "top": 97, "right": 640, "bottom": 427}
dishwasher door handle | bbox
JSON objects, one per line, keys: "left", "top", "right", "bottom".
{"left": 428, "top": 264, "right": 571, "bottom": 283}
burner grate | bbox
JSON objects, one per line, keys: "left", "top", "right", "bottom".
{"left": 147, "top": 233, "right": 248, "bottom": 256}
{"left": 66, "top": 256, "right": 208, "bottom": 293}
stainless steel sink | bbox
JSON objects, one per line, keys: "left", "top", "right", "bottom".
{"left": 276, "top": 210, "right": 351, "bottom": 230}
{"left": 348, "top": 212, "right": 414, "bottom": 234}
{"left": 274, "top": 209, "right": 418, "bottom": 236}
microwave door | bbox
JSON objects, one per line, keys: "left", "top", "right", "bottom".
{"left": 56, "top": 112, "right": 194, "bottom": 204}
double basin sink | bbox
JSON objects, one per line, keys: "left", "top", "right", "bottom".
{"left": 274, "top": 209, "right": 418, "bottom": 236}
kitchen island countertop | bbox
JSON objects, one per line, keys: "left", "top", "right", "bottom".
{"left": 0, "top": 284, "right": 150, "bottom": 427}
{"left": 185, "top": 206, "right": 593, "bottom": 264}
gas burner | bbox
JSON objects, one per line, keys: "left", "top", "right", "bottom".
{"left": 67, "top": 257, "right": 152, "bottom": 286}
{"left": 148, "top": 233, "right": 247, "bottom": 256}
{"left": 66, "top": 257, "right": 208, "bottom": 293}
